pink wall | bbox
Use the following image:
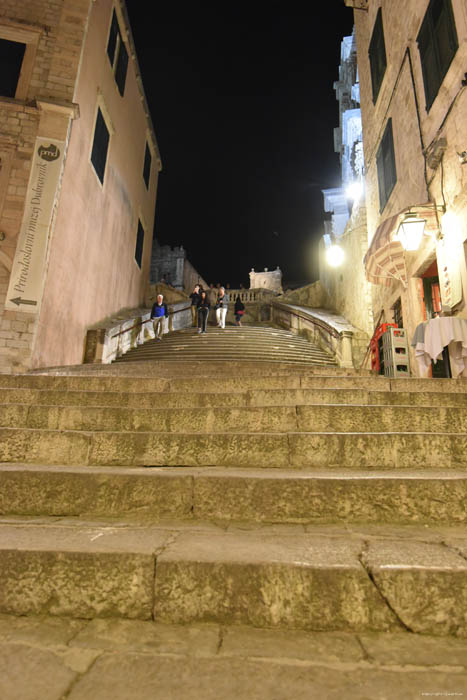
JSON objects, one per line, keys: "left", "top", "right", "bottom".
{"left": 32, "top": 0, "right": 159, "bottom": 367}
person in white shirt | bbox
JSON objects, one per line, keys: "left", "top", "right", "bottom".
{"left": 215, "top": 287, "right": 229, "bottom": 329}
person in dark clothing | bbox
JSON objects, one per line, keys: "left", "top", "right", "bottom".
{"left": 197, "top": 290, "right": 210, "bottom": 334}
{"left": 234, "top": 295, "right": 245, "bottom": 326}
{"left": 189, "top": 284, "right": 200, "bottom": 327}
{"left": 151, "top": 294, "right": 168, "bottom": 341}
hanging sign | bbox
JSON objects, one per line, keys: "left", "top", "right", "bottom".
{"left": 5, "top": 138, "right": 65, "bottom": 312}
{"left": 436, "top": 236, "right": 463, "bottom": 309}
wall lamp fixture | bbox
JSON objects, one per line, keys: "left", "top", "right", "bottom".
{"left": 397, "top": 213, "right": 428, "bottom": 251}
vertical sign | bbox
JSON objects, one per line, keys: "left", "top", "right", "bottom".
{"left": 436, "top": 237, "right": 463, "bottom": 309}
{"left": 5, "top": 137, "right": 65, "bottom": 312}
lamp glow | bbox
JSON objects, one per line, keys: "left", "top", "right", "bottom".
{"left": 345, "top": 181, "right": 363, "bottom": 201}
{"left": 326, "top": 244, "right": 345, "bottom": 267}
{"left": 397, "top": 214, "right": 426, "bottom": 251}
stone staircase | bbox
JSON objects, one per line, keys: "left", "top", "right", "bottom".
{"left": 114, "top": 324, "right": 338, "bottom": 366}
{"left": 1, "top": 360, "right": 467, "bottom": 637}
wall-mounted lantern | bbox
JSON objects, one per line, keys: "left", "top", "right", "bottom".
{"left": 396, "top": 213, "right": 427, "bottom": 251}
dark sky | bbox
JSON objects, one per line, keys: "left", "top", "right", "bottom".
{"left": 125, "top": 5, "right": 354, "bottom": 287}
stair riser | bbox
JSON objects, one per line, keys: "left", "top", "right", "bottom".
{"left": 0, "top": 550, "right": 154, "bottom": 619}
{"left": 1, "top": 469, "right": 466, "bottom": 525}
{"left": 2, "top": 429, "right": 467, "bottom": 468}
{"left": 154, "top": 559, "right": 398, "bottom": 632}
{"left": 3, "top": 387, "right": 467, "bottom": 409}
{"left": 2, "top": 404, "right": 466, "bottom": 434}
{"left": 0, "top": 469, "right": 193, "bottom": 519}
{"left": 0, "top": 535, "right": 465, "bottom": 636}
{"left": 3, "top": 373, "right": 466, "bottom": 393}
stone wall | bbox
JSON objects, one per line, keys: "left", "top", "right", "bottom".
{"left": 319, "top": 204, "right": 374, "bottom": 339}
{"left": 0, "top": 0, "right": 162, "bottom": 372}
{"left": 349, "top": 0, "right": 467, "bottom": 374}
{"left": 150, "top": 242, "right": 207, "bottom": 294}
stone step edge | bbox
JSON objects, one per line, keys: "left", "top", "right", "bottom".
{"left": 2, "top": 388, "right": 466, "bottom": 406}
{"left": 0, "top": 522, "right": 466, "bottom": 635}
{"left": 3, "top": 462, "right": 467, "bottom": 478}
{"left": 2, "top": 463, "right": 466, "bottom": 524}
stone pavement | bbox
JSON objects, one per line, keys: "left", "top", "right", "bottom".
{"left": 0, "top": 613, "right": 466, "bottom": 700}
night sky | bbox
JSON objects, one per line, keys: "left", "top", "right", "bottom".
{"left": 125, "top": 5, "right": 354, "bottom": 288}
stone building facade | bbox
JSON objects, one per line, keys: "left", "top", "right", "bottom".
{"left": 0, "top": 0, "right": 161, "bottom": 371}
{"left": 345, "top": 0, "right": 467, "bottom": 375}
{"left": 149, "top": 243, "right": 207, "bottom": 295}
{"left": 319, "top": 29, "right": 374, "bottom": 341}
{"left": 249, "top": 267, "right": 283, "bottom": 293}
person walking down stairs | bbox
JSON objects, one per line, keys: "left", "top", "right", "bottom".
{"left": 189, "top": 285, "right": 201, "bottom": 327}
{"left": 150, "top": 294, "right": 168, "bottom": 341}
{"left": 215, "top": 286, "right": 229, "bottom": 329}
{"left": 197, "top": 290, "right": 210, "bottom": 334}
{"left": 234, "top": 295, "right": 245, "bottom": 326}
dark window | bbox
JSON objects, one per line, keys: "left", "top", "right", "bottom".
{"left": 91, "top": 108, "right": 110, "bottom": 184}
{"left": 368, "top": 8, "right": 387, "bottom": 103}
{"left": 0, "top": 38, "right": 26, "bottom": 97}
{"left": 114, "top": 39, "right": 128, "bottom": 96}
{"left": 135, "top": 220, "right": 145, "bottom": 268}
{"left": 143, "top": 143, "right": 152, "bottom": 188}
{"left": 393, "top": 298, "right": 403, "bottom": 328}
{"left": 106, "top": 8, "right": 128, "bottom": 96}
{"left": 376, "top": 119, "right": 397, "bottom": 212}
{"left": 417, "top": 0, "right": 458, "bottom": 111}
{"left": 106, "top": 10, "right": 119, "bottom": 65}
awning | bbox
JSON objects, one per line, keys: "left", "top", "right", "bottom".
{"left": 363, "top": 203, "right": 440, "bottom": 287}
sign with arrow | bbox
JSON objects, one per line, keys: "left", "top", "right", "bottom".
{"left": 5, "top": 137, "right": 65, "bottom": 313}
{"left": 9, "top": 297, "right": 38, "bottom": 307}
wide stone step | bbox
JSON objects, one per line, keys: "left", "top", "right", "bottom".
{"left": 3, "top": 386, "right": 467, "bottom": 408}
{"left": 2, "top": 403, "right": 467, "bottom": 434}
{"left": 114, "top": 326, "right": 338, "bottom": 367}
{"left": 1, "top": 464, "right": 467, "bottom": 525}
{"left": 0, "top": 519, "right": 466, "bottom": 636}
{"left": 1, "top": 428, "right": 466, "bottom": 468}
{"left": 1, "top": 371, "right": 466, "bottom": 394}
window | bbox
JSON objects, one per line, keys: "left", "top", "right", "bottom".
{"left": 393, "top": 298, "right": 403, "bottom": 328}
{"left": 91, "top": 107, "right": 110, "bottom": 184}
{"left": 376, "top": 119, "right": 397, "bottom": 212}
{"left": 135, "top": 220, "right": 145, "bottom": 268}
{"left": 0, "top": 38, "right": 26, "bottom": 97}
{"left": 417, "top": 0, "right": 458, "bottom": 111}
{"left": 106, "top": 9, "right": 128, "bottom": 97}
{"left": 143, "top": 143, "right": 152, "bottom": 188}
{"left": 369, "top": 7, "right": 387, "bottom": 103}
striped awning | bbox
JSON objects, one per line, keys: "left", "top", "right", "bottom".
{"left": 363, "top": 203, "right": 440, "bottom": 287}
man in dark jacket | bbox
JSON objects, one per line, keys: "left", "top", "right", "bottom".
{"left": 189, "top": 285, "right": 200, "bottom": 327}
{"left": 151, "top": 294, "right": 168, "bottom": 341}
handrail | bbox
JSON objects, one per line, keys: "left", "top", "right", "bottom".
{"left": 110, "top": 304, "right": 191, "bottom": 339}
{"left": 271, "top": 301, "right": 341, "bottom": 339}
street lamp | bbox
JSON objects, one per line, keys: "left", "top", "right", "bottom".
{"left": 326, "top": 244, "right": 345, "bottom": 267}
{"left": 396, "top": 213, "right": 427, "bottom": 251}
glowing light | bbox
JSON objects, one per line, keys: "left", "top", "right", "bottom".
{"left": 396, "top": 214, "right": 426, "bottom": 251}
{"left": 326, "top": 244, "right": 345, "bottom": 267}
{"left": 346, "top": 181, "right": 363, "bottom": 201}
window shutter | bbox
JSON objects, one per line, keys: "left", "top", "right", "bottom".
{"left": 91, "top": 108, "right": 110, "bottom": 184}
{"left": 115, "top": 39, "right": 128, "bottom": 96}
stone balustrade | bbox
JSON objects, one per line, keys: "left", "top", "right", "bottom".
{"left": 271, "top": 301, "right": 358, "bottom": 369}
{"left": 84, "top": 301, "right": 191, "bottom": 364}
